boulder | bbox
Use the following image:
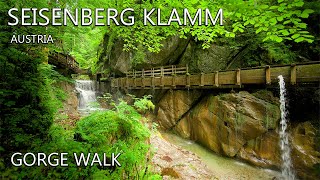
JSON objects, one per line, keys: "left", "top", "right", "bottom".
{"left": 174, "top": 91, "right": 280, "bottom": 157}
{"left": 291, "top": 122, "right": 320, "bottom": 179}
{"left": 156, "top": 90, "right": 201, "bottom": 129}
{"left": 56, "top": 81, "right": 78, "bottom": 115}
{"left": 169, "top": 90, "right": 320, "bottom": 179}
{"left": 237, "top": 131, "right": 282, "bottom": 168}
{"left": 179, "top": 41, "right": 232, "bottom": 72}
{"left": 105, "top": 36, "right": 190, "bottom": 75}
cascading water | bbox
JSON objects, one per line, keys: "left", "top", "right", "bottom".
{"left": 278, "top": 75, "right": 295, "bottom": 180}
{"left": 75, "top": 80, "right": 97, "bottom": 112}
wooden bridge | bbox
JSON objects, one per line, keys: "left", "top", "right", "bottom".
{"left": 48, "top": 51, "right": 81, "bottom": 74}
{"left": 110, "top": 61, "right": 320, "bottom": 90}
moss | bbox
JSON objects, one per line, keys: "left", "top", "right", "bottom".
{"left": 252, "top": 90, "right": 278, "bottom": 104}
{"left": 262, "top": 103, "right": 280, "bottom": 130}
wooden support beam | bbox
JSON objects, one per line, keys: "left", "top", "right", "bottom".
{"left": 265, "top": 66, "right": 271, "bottom": 85}
{"left": 290, "top": 64, "right": 297, "bottom": 85}
{"left": 215, "top": 71, "right": 219, "bottom": 87}
{"left": 200, "top": 73, "right": 204, "bottom": 86}
{"left": 236, "top": 69, "right": 241, "bottom": 86}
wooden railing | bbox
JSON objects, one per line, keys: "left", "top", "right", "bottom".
{"left": 48, "top": 51, "right": 80, "bottom": 73}
{"left": 126, "top": 65, "right": 188, "bottom": 78}
{"left": 111, "top": 61, "right": 320, "bottom": 90}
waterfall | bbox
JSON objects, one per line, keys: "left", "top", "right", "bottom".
{"left": 75, "top": 80, "right": 97, "bottom": 110}
{"left": 278, "top": 75, "right": 295, "bottom": 180}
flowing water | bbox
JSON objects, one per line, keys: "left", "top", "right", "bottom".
{"left": 75, "top": 80, "right": 98, "bottom": 115}
{"left": 161, "top": 132, "right": 282, "bottom": 180}
{"left": 278, "top": 75, "right": 296, "bottom": 180}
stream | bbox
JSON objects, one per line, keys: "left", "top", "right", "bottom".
{"left": 75, "top": 80, "right": 284, "bottom": 179}
{"left": 76, "top": 80, "right": 99, "bottom": 115}
{"left": 161, "top": 132, "right": 282, "bottom": 179}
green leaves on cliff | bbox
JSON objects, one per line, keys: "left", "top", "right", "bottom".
{"left": 86, "top": 0, "right": 316, "bottom": 51}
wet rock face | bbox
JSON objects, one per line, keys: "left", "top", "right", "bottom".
{"left": 56, "top": 81, "right": 79, "bottom": 115}
{"left": 156, "top": 90, "right": 320, "bottom": 179}
{"left": 156, "top": 90, "right": 201, "bottom": 129}
{"left": 291, "top": 122, "right": 320, "bottom": 179}
{"left": 175, "top": 91, "right": 280, "bottom": 157}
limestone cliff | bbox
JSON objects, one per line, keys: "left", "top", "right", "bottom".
{"left": 155, "top": 90, "right": 320, "bottom": 179}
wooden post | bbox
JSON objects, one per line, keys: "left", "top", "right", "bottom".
{"left": 186, "top": 65, "right": 189, "bottom": 75}
{"left": 186, "top": 65, "right": 190, "bottom": 88}
{"left": 186, "top": 74, "right": 190, "bottom": 88}
{"left": 215, "top": 71, "right": 219, "bottom": 87}
{"left": 111, "top": 78, "right": 114, "bottom": 88}
{"left": 236, "top": 69, "right": 241, "bottom": 86}
{"left": 172, "top": 65, "right": 174, "bottom": 75}
{"left": 200, "top": 73, "right": 204, "bottom": 86}
{"left": 142, "top": 69, "right": 145, "bottom": 88}
{"left": 160, "top": 67, "right": 164, "bottom": 87}
{"left": 172, "top": 66, "right": 176, "bottom": 88}
{"left": 265, "top": 66, "right": 271, "bottom": 85}
{"left": 115, "top": 79, "right": 119, "bottom": 88}
{"left": 290, "top": 64, "right": 297, "bottom": 85}
{"left": 126, "top": 73, "right": 129, "bottom": 89}
{"left": 152, "top": 68, "right": 155, "bottom": 88}
{"left": 133, "top": 70, "right": 136, "bottom": 88}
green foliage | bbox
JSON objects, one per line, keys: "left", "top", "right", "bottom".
{"left": 1, "top": 99, "right": 157, "bottom": 179}
{"left": 134, "top": 95, "right": 155, "bottom": 113}
{"left": 132, "top": 44, "right": 147, "bottom": 68}
{"left": 94, "top": 0, "right": 316, "bottom": 52}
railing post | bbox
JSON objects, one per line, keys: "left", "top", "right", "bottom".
{"left": 215, "top": 71, "right": 219, "bottom": 87}
{"left": 152, "top": 68, "right": 155, "bottom": 88}
{"left": 172, "top": 65, "right": 174, "bottom": 75}
{"left": 126, "top": 72, "right": 129, "bottom": 89}
{"left": 290, "top": 64, "right": 297, "bottom": 85}
{"left": 142, "top": 69, "right": 145, "bottom": 88}
{"left": 160, "top": 67, "right": 164, "bottom": 88}
{"left": 133, "top": 70, "right": 136, "bottom": 88}
{"left": 265, "top": 65, "right": 271, "bottom": 85}
{"left": 186, "top": 65, "right": 188, "bottom": 74}
{"left": 111, "top": 78, "right": 114, "bottom": 88}
{"left": 200, "top": 72, "right": 204, "bottom": 86}
{"left": 236, "top": 69, "right": 241, "bottom": 86}
{"left": 186, "top": 74, "right": 190, "bottom": 88}
{"left": 172, "top": 66, "right": 176, "bottom": 88}
{"left": 115, "top": 79, "right": 119, "bottom": 88}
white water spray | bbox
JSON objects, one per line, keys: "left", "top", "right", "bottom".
{"left": 75, "top": 80, "right": 97, "bottom": 110}
{"left": 278, "top": 75, "right": 295, "bottom": 180}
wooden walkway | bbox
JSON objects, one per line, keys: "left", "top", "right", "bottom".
{"left": 110, "top": 62, "right": 320, "bottom": 90}
{"left": 48, "top": 51, "right": 81, "bottom": 74}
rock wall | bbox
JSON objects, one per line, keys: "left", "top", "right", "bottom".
{"left": 155, "top": 90, "right": 320, "bottom": 179}
{"left": 100, "top": 35, "right": 234, "bottom": 76}
{"left": 56, "top": 81, "right": 79, "bottom": 117}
